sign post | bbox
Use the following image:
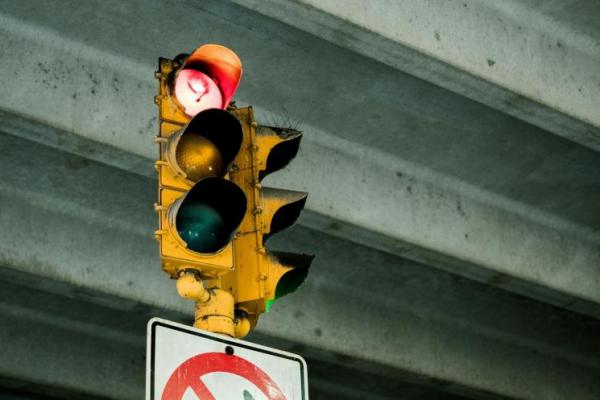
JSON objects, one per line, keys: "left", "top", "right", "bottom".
{"left": 147, "top": 318, "right": 309, "bottom": 400}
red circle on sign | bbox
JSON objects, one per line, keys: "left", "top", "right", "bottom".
{"left": 161, "top": 352, "right": 287, "bottom": 400}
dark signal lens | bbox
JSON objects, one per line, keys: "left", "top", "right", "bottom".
{"left": 174, "top": 177, "right": 247, "bottom": 254}
{"left": 177, "top": 203, "right": 225, "bottom": 253}
{"left": 265, "top": 252, "right": 313, "bottom": 312}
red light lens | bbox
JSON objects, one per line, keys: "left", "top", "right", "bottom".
{"left": 174, "top": 69, "right": 223, "bottom": 116}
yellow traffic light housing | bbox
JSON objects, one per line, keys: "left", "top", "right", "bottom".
{"left": 154, "top": 45, "right": 313, "bottom": 338}
{"left": 221, "top": 109, "right": 314, "bottom": 328}
{"left": 155, "top": 51, "right": 246, "bottom": 277}
{"left": 155, "top": 109, "right": 247, "bottom": 276}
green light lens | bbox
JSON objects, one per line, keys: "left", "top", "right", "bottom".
{"left": 177, "top": 203, "right": 224, "bottom": 253}
{"left": 266, "top": 267, "right": 309, "bottom": 312}
{"left": 265, "top": 299, "right": 275, "bottom": 312}
{"left": 275, "top": 268, "right": 308, "bottom": 298}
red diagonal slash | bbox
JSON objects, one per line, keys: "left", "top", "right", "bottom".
{"left": 187, "top": 376, "right": 215, "bottom": 400}
{"left": 161, "top": 352, "right": 286, "bottom": 400}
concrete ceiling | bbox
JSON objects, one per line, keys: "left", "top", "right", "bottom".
{"left": 1, "top": 1, "right": 599, "bottom": 399}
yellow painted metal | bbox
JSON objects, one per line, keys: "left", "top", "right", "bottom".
{"left": 220, "top": 108, "right": 310, "bottom": 328}
{"left": 177, "top": 271, "right": 249, "bottom": 338}
{"left": 155, "top": 53, "right": 310, "bottom": 338}
{"left": 254, "top": 125, "right": 302, "bottom": 174}
{"left": 261, "top": 188, "right": 308, "bottom": 237}
{"left": 194, "top": 288, "right": 235, "bottom": 336}
{"left": 234, "top": 315, "right": 252, "bottom": 338}
{"left": 176, "top": 271, "right": 211, "bottom": 303}
{"left": 155, "top": 58, "right": 236, "bottom": 278}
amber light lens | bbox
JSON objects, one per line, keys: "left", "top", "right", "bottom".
{"left": 174, "top": 69, "right": 223, "bottom": 116}
{"left": 176, "top": 134, "right": 224, "bottom": 181}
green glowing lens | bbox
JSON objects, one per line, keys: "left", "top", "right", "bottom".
{"left": 265, "top": 299, "right": 275, "bottom": 312}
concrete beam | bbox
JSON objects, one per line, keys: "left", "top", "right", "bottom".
{"left": 233, "top": 0, "right": 600, "bottom": 152}
{"left": 1, "top": 132, "right": 600, "bottom": 399}
{"left": 0, "top": 276, "right": 476, "bottom": 400}
{"left": 1, "top": 0, "right": 600, "bottom": 318}
{"left": 0, "top": 281, "right": 145, "bottom": 400}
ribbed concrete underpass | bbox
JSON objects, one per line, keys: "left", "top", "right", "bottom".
{"left": 1, "top": 1, "right": 599, "bottom": 399}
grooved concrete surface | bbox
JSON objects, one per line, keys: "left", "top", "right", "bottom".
{"left": 1, "top": 1, "right": 599, "bottom": 399}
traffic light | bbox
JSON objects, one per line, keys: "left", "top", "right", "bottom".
{"left": 154, "top": 44, "right": 312, "bottom": 338}
{"left": 154, "top": 45, "right": 245, "bottom": 277}
{"left": 220, "top": 109, "right": 314, "bottom": 330}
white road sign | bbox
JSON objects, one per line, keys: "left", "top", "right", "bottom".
{"left": 146, "top": 318, "right": 309, "bottom": 400}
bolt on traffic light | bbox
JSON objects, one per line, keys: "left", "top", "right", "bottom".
{"left": 154, "top": 44, "right": 313, "bottom": 338}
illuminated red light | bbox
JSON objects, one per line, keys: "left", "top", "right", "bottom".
{"left": 174, "top": 69, "right": 223, "bottom": 117}
{"left": 171, "top": 44, "right": 242, "bottom": 117}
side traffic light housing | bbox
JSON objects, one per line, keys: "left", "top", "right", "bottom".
{"left": 221, "top": 110, "right": 314, "bottom": 328}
